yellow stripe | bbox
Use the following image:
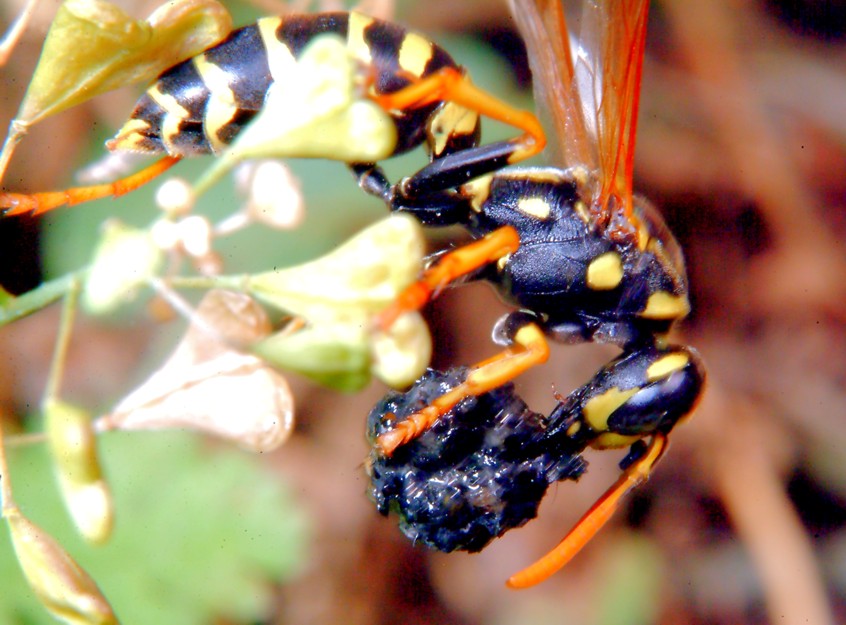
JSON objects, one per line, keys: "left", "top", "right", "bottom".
{"left": 147, "top": 85, "right": 191, "bottom": 154}
{"left": 109, "top": 119, "right": 153, "bottom": 153}
{"left": 429, "top": 102, "right": 478, "bottom": 157}
{"left": 646, "top": 352, "right": 689, "bottom": 381}
{"left": 193, "top": 54, "right": 238, "bottom": 154}
{"left": 464, "top": 174, "right": 492, "bottom": 213}
{"left": 499, "top": 168, "right": 567, "bottom": 185}
{"left": 592, "top": 432, "right": 640, "bottom": 449}
{"left": 147, "top": 85, "right": 191, "bottom": 120}
{"left": 348, "top": 12, "right": 374, "bottom": 65}
{"left": 258, "top": 17, "right": 297, "bottom": 83}
{"left": 582, "top": 387, "right": 638, "bottom": 433}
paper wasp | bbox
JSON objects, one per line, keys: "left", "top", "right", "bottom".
{"left": 0, "top": 11, "right": 544, "bottom": 216}
{"left": 365, "top": 0, "right": 705, "bottom": 588}
{"left": 0, "top": 1, "right": 705, "bottom": 590}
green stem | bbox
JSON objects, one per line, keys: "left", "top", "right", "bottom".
{"left": 166, "top": 274, "right": 246, "bottom": 292}
{"left": 42, "top": 276, "right": 81, "bottom": 404}
{"left": 0, "top": 270, "right": 86, "bottom": 328}
{"left": 0, "top": 412, "right": 17, "bottom": 516}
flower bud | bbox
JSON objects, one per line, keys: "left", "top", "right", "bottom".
{"left": 7, "top": 509, "right": 119, "bottom": 624}
{"left": 44, "top": 399, "right": 113, "bottom": 544}
{"left": 83, "top": 220, "right": 163, "bottom": 315}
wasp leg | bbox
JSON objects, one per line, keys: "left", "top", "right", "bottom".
{"left": 350, "top": 163, "right": 392, "bottom": 202}
{"left": 506, "top": 433, "right": 668, "bottom": 589}
{"left": 376, "top": 321, "right": 549, "bottom": 456}
{"left": 376, "top": 225, "right": 520, "bottom": 329}
{"left": 0, "top": 156, "right": 181, "bottom": 217}
{"left": 374, "top": 67, "right": 546, "bottom": 196}
{"left": 505, "top": 344, "right": 705, "bottom": 587}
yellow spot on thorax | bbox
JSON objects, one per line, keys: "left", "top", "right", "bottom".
{"left": 585, "top": 251, "right": 624, "bottom": 290}
{"left": 517, "top": 196, "right": 551, "bottom": 220}
{"left": 573, "top": 199, "right": 590, "bottom": 224}
{"left": 639, "top": 291, "right": 690, "bottom": 320}
{"left": 398, "top": 32, "right": 433, "bottom": 77}
{"left": 636, "top": 221, "right": 651, "bottom": 251}
{"left": 646, "top": 352, "right": 689, "bottom": 381}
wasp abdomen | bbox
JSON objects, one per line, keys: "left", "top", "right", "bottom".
{"left": 109, "top": 12, "right": 461, "bottom": 158}
{"left": 367, "top": 368, "right": 586, "bottom": 553}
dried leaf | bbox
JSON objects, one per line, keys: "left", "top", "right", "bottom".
{"left": 100, "top": 290, "right": 294, "bottom": 453}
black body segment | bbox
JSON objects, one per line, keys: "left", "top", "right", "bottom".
{"left": 367, "top": 368, "right": 586, "bottom": 552}
{"left": 113, "top": 12, "right": 467, "bottom": 158}
{"left": 367, "top": 343, "right": 704, "bottom": 554}
{"left": 367, "top": 164, "right": 704, "bottom": 565}
{"left": 386, "top": 166, "right": 691, "bottom": 346}
{"left": 354, "top": 0, "right": 704, "bottom": 587}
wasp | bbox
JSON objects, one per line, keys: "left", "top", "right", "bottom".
{"left": 365, "top": 0, "right": 705, "bottom": 588}
{"left": 0, "top": 11, "right": 544, "bottom": 216}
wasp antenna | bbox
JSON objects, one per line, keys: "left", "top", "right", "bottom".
{"left": 506, "top": 433, "right": 668, "bottom": 589}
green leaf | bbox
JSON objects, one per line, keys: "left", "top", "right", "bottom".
{"left": 255, "top": 324, "right": 372, "bottom": 392}
{"left": 248, "top": 214, "right": 425, "bottom": 320}
{"left": 0, "top": 285, "right": 14, "bottom": 306}
{"left": 246, "top": 214, "right": 431, "bottom": 389}
{"left": 17, "top": 0, "right": 233, "bottom": 125}
{"left": 1, "top": 431, "right": 309, "bottom": 624}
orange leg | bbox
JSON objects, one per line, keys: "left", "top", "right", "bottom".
{"left": 506, "top": 433, "right": 669, "bottom": 589}
{"left": 1, "top": 156, "right": 181, "bottom": 217}
{"left": 374, "top": 67, "right": 546, "bottom": 163}
{"left": 376, "top": 322, "right": 550, "bottom": 456}
{"left": 376, "top": 225, "right": 520, "bottom": 329}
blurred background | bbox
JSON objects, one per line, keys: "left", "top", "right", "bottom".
{"left": 1, "top": 0, "right": 845, "bottom": 623}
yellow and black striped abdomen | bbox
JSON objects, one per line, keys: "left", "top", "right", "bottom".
{"left": 109, "top": 12, "right": 462, "bottom": 159}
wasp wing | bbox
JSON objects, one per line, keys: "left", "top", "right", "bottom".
{"left": 588, "top": 0, "right": 649, "bottom": 215}
{"left": 508, "top": 0, "right": 597, "bottom": 172}
{"left": 510, "top": 0, "right": 649, "bottom": 219}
